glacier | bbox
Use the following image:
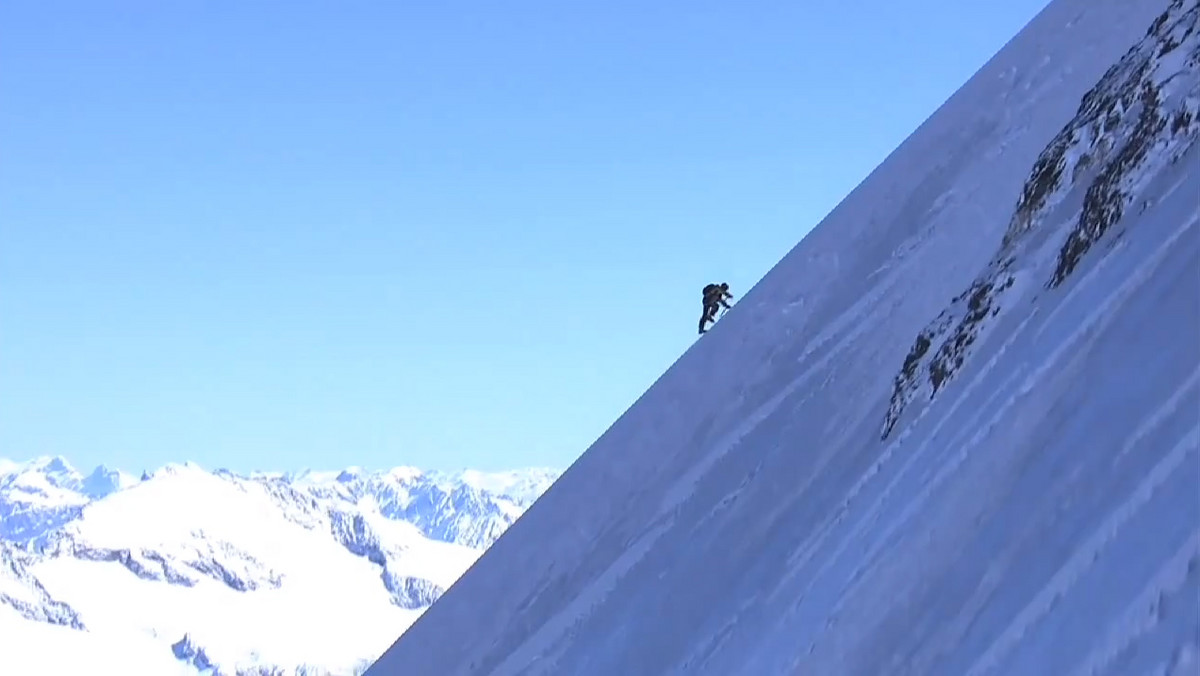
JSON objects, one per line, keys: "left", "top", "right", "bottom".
{"left": 366, "top": 0, "right": 1200, "bottom": 674}
{"left": 0, "top": 456, "right": 558, "bottom": 675}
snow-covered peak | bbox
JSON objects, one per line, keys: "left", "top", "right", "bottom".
{"left": 1, "top": 456, "right": 138, "bottom": 501}
{"left": 274, "top": 463, "right": 563, "bottom": 548}
{"left": 30, "top": 455, "right": 74, "bottom": 476}
{"left": 385, "top": 465, "right": 424, "bottom": 483}
{"left": 0, "top": 457, "right": 561, "bottom": 549}
{"left": 20, "top": 469, "right": 463, "bottom": 673}
{"left": 439, "top": 467, "right": 560, "bottom": 507}
{"left": 1, "top": 458, "right": 140, "bottom": 544}
{"left": 2, "top": 458, "right": 559, "bottom": 674}
{"left": 2, "top": 455, "right": 86, "bottom": 497}
{"left": 79, "top": 464, "right": 139, "bottom": 500}
{"left": 66, "top": 465, "right": 274, "bottom": 550}
{"left": 1, "top": 457, "right": 90, "bottom": 544}
{"left": 145, "top": 461, "right": 208, "bottom": 479}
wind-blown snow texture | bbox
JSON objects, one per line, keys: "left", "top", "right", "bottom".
{"left": 368, "top": 1, "right": 1200, "bottom": 674}
{"left": 0, "top": 457, "right": 558, "bottom": 675}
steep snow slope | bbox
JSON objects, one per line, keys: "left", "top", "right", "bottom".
{"left": 0, "top": 459, "right": 559, "bottom": 675}
{"left": 367, "top": 1, "right": 1199, "bottom": 674}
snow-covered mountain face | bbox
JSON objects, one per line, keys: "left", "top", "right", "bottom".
{"left": 0, "top": 457, "right": 137, "bottom": 543}
{"left": 367, "top": 1, "right": 1199, "bottom": 675}
{"left": 0, "top": 457, "right": 559, "bottom": 675}
{"left": 284, "top": 465, "right": 558, "bottom": 550}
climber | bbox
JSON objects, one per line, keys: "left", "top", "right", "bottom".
{"left": 698, "top": 282, "right": 734, "bottom": 334}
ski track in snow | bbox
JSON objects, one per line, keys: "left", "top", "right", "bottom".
{"left": 366, "top": 1, "right": 1198, "bottom": 674}
{"left": 965, "top": 428, "right": 1199, "bottom": 676}
{"left": 1063, "top": 531, "right": 1200, "bottom": 676}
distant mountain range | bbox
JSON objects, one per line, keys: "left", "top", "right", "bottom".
{"left": 0, "top": 456, "right": 560, "bottom": 675}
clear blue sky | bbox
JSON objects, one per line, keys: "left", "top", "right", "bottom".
{"left": 1, "top": 0, "right": 1049, "bottom": 475}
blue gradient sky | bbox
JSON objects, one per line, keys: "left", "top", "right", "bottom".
{"left": 0, "top": 0, "right": 1049, "bottom": 474}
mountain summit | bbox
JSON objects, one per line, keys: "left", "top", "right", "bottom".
{"left": 366, "top": 1, "right": 1199, "bottom": 674}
